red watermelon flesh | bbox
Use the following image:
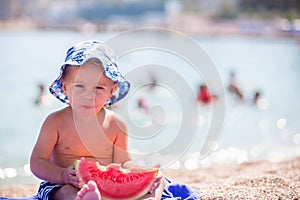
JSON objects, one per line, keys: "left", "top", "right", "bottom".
{"left": 74, "top": 159, "right": 158, "bottom": 200}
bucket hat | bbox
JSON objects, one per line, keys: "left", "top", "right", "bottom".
{"left": 49, "top": 40, "right": 130, "bottom": 106}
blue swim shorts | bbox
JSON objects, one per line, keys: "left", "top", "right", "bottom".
{"left": 37, "top": 181, "right": 63, "bottom": 200}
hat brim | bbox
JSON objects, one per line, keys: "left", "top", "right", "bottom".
{"left": 49, "top": 40, "right": 130, "bottom": 106}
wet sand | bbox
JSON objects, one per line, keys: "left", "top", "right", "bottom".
{"left": 1, "top": 157, "right": 299, "bottom": 199}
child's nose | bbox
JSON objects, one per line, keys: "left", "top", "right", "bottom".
{"left": 83, "top": 89, "right": 95, "bottom": 99}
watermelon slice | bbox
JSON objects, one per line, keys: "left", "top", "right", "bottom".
{"left": 74, "top": 159, "right": 158, "bottom": 200}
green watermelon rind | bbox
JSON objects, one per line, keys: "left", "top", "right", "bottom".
{"left": 73, "top": 159, "right": 86, "bottom": 187}
{"left": 73, "top": 159, "right": 158, "bottom": 200}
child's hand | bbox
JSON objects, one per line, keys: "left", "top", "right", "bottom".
{"left": 149, "top": 170, "right": 163, "bottom": 194}
{"left": 62, "top": 165, "right": 82, "bottom": 188}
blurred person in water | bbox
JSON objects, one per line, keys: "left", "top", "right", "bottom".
{"left": 228, "top": 71, "right": 244, "bottom": 101}
{"left": 197, "top": 84, "right": 218, "bottom": 105}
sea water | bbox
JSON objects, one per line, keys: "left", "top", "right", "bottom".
{"left": 0, "top": 30, "right": 300, "bottom": 185}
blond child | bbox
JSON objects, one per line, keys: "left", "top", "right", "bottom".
{"left": 30, "top": 40, "right": 200, "bottom": 200}
{"left": 30, "top": 41, "right": 163, "bottom": 200}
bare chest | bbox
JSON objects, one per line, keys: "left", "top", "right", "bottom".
{"left": 53, "top": 119, "right": 116, "bottom": 162}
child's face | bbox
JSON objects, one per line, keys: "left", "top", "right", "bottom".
{"left": 62, "top": 61, "right": 116, "bottom": 115}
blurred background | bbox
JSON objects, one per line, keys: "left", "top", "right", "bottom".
{"left": 0, "top": 0, "right": 300, "bottom": 185}
{"left": 1, "top": 0, "right": 300, "bottom": 36}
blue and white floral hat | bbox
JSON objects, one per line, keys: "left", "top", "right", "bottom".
{"left": 49, "top": 40, "right": 130, "bottom": 106}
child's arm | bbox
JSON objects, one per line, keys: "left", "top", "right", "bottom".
{"left": 112, "top": 114, "right": 165, "bottom": 199}
{"left": 112, "top": 114, "right": 131, "bottom": 164}
{"left": 30, "top": 113, "right": 81, "bottom": 187}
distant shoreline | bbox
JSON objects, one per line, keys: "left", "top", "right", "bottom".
{"left": 1, "top": 16, "right": 300, "bottom": 45}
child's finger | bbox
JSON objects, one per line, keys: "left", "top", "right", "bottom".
{"left": 149, "top": 177, "right": 162, "bottom": 193}
{"left": 71, "top": 176, "right": 82, "bottom": 188}
{"left": 70, "top": 169, "right": 77, "bottom": 176}
{"left": 149, "top": 181, "right": 159, "bottom": 193}
{"left": 154, "top": 176, "right": 162, "bottom": 182}
{"left": 153, "top": 164, "right": 161, "bottom": 168}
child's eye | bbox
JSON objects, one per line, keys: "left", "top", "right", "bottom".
{"left": 74, "top": 84, "right": 84, "bottom": 88}
{"left": 95, "top": 86, "right": 104, "bottom": 90}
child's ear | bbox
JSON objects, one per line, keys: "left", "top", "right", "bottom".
{"left": 110, "top": 83, "right": 117, "bottom": 96}
{"left": 62, "top": 79, "right": 67, "bottom": 93}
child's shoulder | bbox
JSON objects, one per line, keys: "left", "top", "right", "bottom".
{"left": 105, "top": 108, "right": 127, "bottom": 130}
{"left": 44, "top": 106, "right": 71, "bottom": 123}
{"left": 105, "top": 108, "right": 124, "bottom": 121}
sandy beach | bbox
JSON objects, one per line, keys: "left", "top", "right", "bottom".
{"left": 164, "top": 157, "right": 300, "bottom": 200}
{"left": 1, "top": 157, "right": 299, "bottom": 199}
